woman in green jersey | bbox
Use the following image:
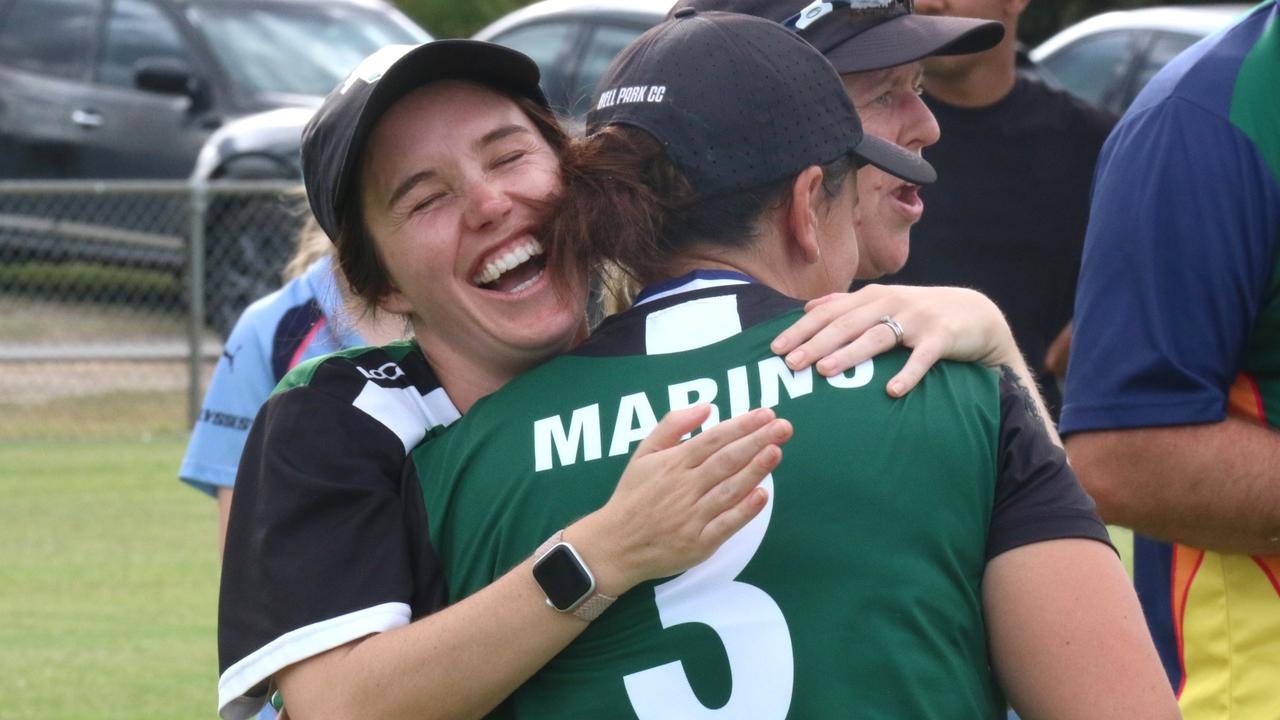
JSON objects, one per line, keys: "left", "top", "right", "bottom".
{"left": 466, "top": 11, "right": 1170, "bottom": 718}
{"left": 220, "top": 39, "right": 1063, "bottom": 720}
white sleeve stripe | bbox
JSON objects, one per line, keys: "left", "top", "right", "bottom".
{"left": 352, "top": 382, "right": 462, "bottom": 455}
{"left": 217, "top": 602, "right": 411, "bottom": 719}
{"left": 422, "top": 386, "right": 462, "bottom": 432}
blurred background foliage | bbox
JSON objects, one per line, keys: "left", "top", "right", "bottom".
{"left": 398, "top": 0, "right": 530, "bottom": 38}
{"left": 399, "top": 0, "right": 1251, "bottom": 44}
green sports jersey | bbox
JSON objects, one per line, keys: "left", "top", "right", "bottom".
{"left": 412, "top": 278, "right": 1104, "bottom": 718}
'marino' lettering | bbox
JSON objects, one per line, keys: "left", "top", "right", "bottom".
{"left": 534, "top": 404, "right": 602, "bottom": 472}
{"left": 532, "top": 360, "right": 873, "bottom": 472}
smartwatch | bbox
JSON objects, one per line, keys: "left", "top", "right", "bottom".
{"left": 532, "top": 530, "right": 616, "bottom": 622}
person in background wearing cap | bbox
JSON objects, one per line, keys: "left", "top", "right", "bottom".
{"left": 217, "top": 34, "right": 1080, "bottom": 720}
{"left": 1062, "top": 2, "right": 1280, "bottom": 717}
{"left": 668, "top": 0, "right": 1005, "bottom": 347}
{"left": 876, "top": 0, "right": 1116, "bottom": 420}
{"left": 404, "top": 11, "right": 1174, "bottom": 718}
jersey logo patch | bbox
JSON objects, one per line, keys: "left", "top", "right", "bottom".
{"left": 222, "top": 345, "right": 241, "bottom": 373}
{"left": 357, "top": 362, "right": 407, "bottom": 383}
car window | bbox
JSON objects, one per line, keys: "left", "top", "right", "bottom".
{"left": 0, "top": 0, "right": 101, "bottom": 79}
{"left": 493, "top": 20, "right": 578, "bottom": 72}
{"left": 98, "top": 0, "right": 192, "bottom": 88}
{"left": 571, "top": 23, "right": 648, "bottom": 117}
{"left": 1126, "top": 32, "right": 1201, "bottom": 107}
{"left": 1037, "top": 30, "right": 1142, "bottom": 109}
{"left": 490, "top": 21, "right": 580, "bottom": 113}
{"left": 188, "top": 2, "right": 427, "bottom": 98}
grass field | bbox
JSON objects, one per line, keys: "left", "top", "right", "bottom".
{"left": 0, "top": 434, "right": 220, "bottom": 719}
{"left": 0, "top": 431, "right": 1135, "bottom": 720}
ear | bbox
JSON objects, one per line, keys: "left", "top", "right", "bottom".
{"left": 786, "top": 165, "right": 827, "bottom": 264}
{"left": 377, "top": 284, "right": 414, "bottom": 317}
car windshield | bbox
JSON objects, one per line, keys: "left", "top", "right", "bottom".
{"left": 187, "top": 1, "right": 429, "bottom": 98}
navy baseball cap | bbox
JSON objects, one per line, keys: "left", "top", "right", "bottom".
{"left": 588, "top": 10, "right": 935, "bottom": 198}
{"left": 669, "top": 0, "right": 1004, "bottom": 74}
{"left": 301, "top": 40, "right": 548, "bottom": 243}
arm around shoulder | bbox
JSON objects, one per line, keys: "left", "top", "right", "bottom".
{"left": 252, "top": 404, "right": 789, "bottom": 719}
{"left": 274, "top": 555, "right": 596, "bottom": 720}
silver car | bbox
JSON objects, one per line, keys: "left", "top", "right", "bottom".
{"left": 1030, "top": 4, "right": 1250, "bottom": 115}
{"left": 473, "top": 0, "right": 674, "bottom": 125}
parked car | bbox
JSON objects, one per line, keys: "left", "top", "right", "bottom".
{"left": 192, "top": 107, "right": 313, "bottom": 335}
{"left": 0, "top": 0, "right": 428, "bottom": 179}
{"left": 473, "top": 0, "right": 673, "bottom": 126}
{"left": 158, "top": 0, "right": 676, "bottom": 333}
{"left": 0, "top": 0, "right": 429, "bottom": 333}
{"left": 1030, "top": 4, "right": 1248, "bottom": 116}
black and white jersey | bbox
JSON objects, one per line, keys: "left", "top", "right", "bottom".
{"left": 217, "top": 341, "right": 459, "bottom": 720}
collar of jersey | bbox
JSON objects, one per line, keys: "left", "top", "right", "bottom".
{"left": 634, "top": 269, "right": 759, "bottom": 307}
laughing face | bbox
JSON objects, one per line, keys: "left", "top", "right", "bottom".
{"left": 842, "top": 62, "right": 941, "bottom": 279}
{"left": 360, "top": 81, "right": 586, "bottom": 397}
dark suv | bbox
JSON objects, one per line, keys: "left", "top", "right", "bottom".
{"left": 0, "top": 0, "right": 428, "bottom": 333}
{"left": 0, "top": 0, "right": 428, "bottom": 179}
{"left": 192, "top": 106, "right": 313, "bottom": 334}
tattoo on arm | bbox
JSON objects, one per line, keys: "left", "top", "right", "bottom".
{"left": 999, "top": 364, "right": 1044, "bottom": 426}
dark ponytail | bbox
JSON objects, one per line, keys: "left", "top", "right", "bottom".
{"left": 544, "top": 125, "right": 856, "bottom": 298}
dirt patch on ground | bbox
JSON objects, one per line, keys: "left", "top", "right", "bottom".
{"left": 1, "top": 296, "right": 218, "bottom": 437}
{"left": 0, "top": 360, "right": 214, "bottom": 405}
{"left": 0, "top": 295, "right": 204, "bottom": 343}
{"left": 1, "top": 294, "right": 218, "bottom": 399}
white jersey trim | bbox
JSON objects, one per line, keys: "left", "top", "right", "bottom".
{"left": 217, "top": 602, "right": 411, "bottom": 719}
{"left": 633, "top": 276, "right": 749, "bottom": 307}
{"left": 645, "top": 295, "right": 744, "bottom": 354}
{"left": 352, "top": 382, "right": 462, "bottom": 455}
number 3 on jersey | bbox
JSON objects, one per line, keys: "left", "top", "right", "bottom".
{"left": 623, "top": 475, "right": 794, "bottom": 718}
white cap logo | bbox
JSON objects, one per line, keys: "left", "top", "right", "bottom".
{"left": 340, "top": 45, "right": 416, "bottom": 95}
{"left": 596, "top": 85, "right": 667, "bottom": 110}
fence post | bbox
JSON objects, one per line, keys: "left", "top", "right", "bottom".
{"left": 187, "top": 181, "right": 208, "bottom": 427}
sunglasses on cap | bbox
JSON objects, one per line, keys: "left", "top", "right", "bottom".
{"left": 782, "top": 0, "right": 913, "bottom": 32}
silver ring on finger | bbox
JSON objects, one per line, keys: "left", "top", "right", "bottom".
{"left": 878, "top": 315, "right": 905, "bottom": 347}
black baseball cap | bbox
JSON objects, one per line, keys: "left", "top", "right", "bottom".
{"left": 301, "top": 40, "right": 548, "bottom": 243}
{"left": 669, "top": 0, "right": 1004, "bottom": 73}
{"left": 588, "top": 10, "right": 935, "bottom": 198}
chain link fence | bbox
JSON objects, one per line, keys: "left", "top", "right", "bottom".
{"left": 0, "top": 180, "right": 305, "bottom": 440}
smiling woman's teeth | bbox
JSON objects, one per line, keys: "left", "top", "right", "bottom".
{"left": 508, "top": 269, "right": 544, "bottom": 294}
{"left": 473, "top": 239, "right": 544, "bottom": 287}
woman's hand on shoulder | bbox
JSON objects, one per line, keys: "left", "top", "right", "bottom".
{"left": 770, "top": 284, "right": 1019, "bottom": 397}
{"left": 566, "top": 404, "right": 791, "bottom": 596}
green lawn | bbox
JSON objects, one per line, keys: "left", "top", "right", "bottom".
{"left": 0, "top": 432, "right": 1136, "bottom": 720}
{"left": 1110, "top": 524, "right": 1134, "bottom": 577}
{"left": 0, "top": 435, "right": 220, "bottom": 719}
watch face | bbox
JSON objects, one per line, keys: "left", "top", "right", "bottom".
{"left": 533, "top": 544, "right": 594, "bottom": 611}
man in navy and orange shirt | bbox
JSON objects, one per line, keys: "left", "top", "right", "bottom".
{"left": 1062, "top": 3, "right": 1280, "bottom": 718}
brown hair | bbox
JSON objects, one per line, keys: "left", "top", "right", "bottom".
{"left": 544, "top": 125, "right": 855, "bottom": 300}
{"left": 332, "top": 93, "right": 568, "bottom": 309}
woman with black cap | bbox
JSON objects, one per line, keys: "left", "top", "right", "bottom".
{"left": 405, "top": 11, "right": 1177, "bottom": 720}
